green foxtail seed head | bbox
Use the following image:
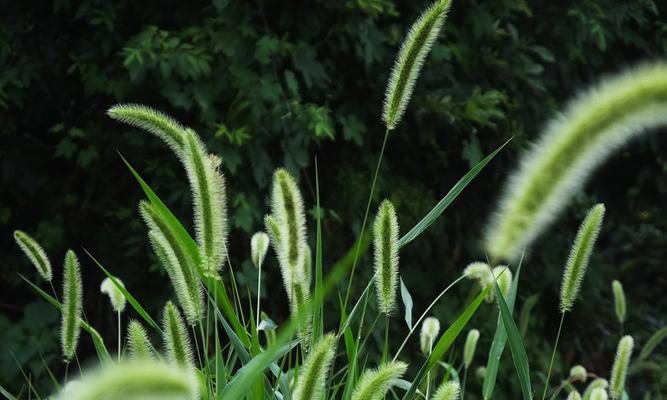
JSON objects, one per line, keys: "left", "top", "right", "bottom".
{"left": 264, "top": 214, "right": 282, "bottom": 249}
{"left": 373, "top": 200, "right": 400, "bottom": 315}
{"left": 100, "top": 277, "right": 126, "bottom": 313}
{"left": 14, "top": 230, "right": 52, "bottom": 281}
{"left": 609, "top": 335, "right": 633, "bottom": 400}
{"left": 55, "top": 359, "right": 199, "bottom": 400}
{"left": 251, "top": 232, "right": 270, "bottom": 268}
{"left": 463, "top": 262, "right": 494, "bottom": 302}
{"left": 142, "top": 201, "right": 203, "bottom": 325}
{"left": 485, "top": 62, "right": 667, "bottom": 261}
{"left": 590, "top": 388, "right": 608, "bottom": 400}
{"left": 382, "top": 0, "right": 452, "bottom": 130}
{"left": 419, "top": 316, "right": 441, "bottom": 354}
{"left": 569, "top": 365, "right": 587, "bottom": 382}
{"left": 351, "top": 361, "right": 408, "bottom": 400}
{"left": 292, "top": 333, "right": 337, "bottom": 400}
{"left": 182, "top": 129, "right": 228, "bottom": 278}
{"left": 107, "top": 104, "right": 187, "bottom": 154}
{"left": 162, "top": 301, "right": 194, "bottom": 368}
{"left": 126, "top": 320, "right": 154, "bottom": 359}
{"left": 61, "top": 249, "right": 83, "bottom": 361}
{"left": 567, "top": 391, "right": 583, "bottom": 400}
{"left": 433, "top": 380, "right": 460, "bottom": 400}
{"left": 611, "top": 280, "right": 626, "bottom": 324}
{"left": 582, "top": 378, "right": 608, "bottom": 400}
{"left": 560, "top": 204, "right": 605, "bottom": 313}
{"left": 492, "top": 265, "right": 513, "bottom": 300}
{"left": 302, "top": 244, "right": 312, "bottom": 287}
{"left": 463, "top": 328, "right": 480, "bottom": 369}
{"left": 270, "top": 168, "right": 308, "bottom": 286}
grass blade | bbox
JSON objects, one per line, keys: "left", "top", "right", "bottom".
{"left": 495, "top": 277, "right": 532, "bottom": 400}
{"left": 0, "top": 384, "right": 18, "bottom": 400}
{"left": 638, "top": 326, "right": 667, "bottom": 361}
{"left": 84, "top": 249, "right": 160, "bottom": 331}
{"left": 312, "top": 157, "right": 324, "bottom": 344}
{"left": 483, "top": 256, "right": 524, "bottom": 399}
{"left": 398, "top": 138, "right": 511, "bottom": 248}
{"left": 402, "top": 285, "right": 492, "bottom": 400}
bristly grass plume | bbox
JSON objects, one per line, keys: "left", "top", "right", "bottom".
{"left": 590, "top": 387, "right": 608, "bottom": 400}
{"left": 162, "top": 301, "right": 194, "bottom": 368}
{"left": 107, "top": 104, "right": 187, "bottom": 153}
{"left": 432, "top": 380, "right": 460, "bottom": 400}
{"left": 351, "top": 361, "right": 408, "bottom": 400}
{"left": 582, "top": 378, "right": 608, "bottom": 400}
{"left": 612, "top": 280, "right": 626, "bottom": 325}
{"left": 560, "top": 204, "right": 605, "bottom": 313}
{"left": 463, "top": 328, "right": 480, "bottom": 369}
{"left": 569, "top": 365, "right": 587, "bottom": 382}
{"left": 419, "top": 316, "right": 441, "bottom": 355}
{"left": 14, "top": 230, "right": 52, "bottom": 281}
{"left": 61, "top": 249, "right": 83, "bottom": 361}
{"left": 485, "top": 62, "right": 667, "bottom": 260}
{"left": 567, "top": 391, "right": 582, "bottom": 400}
{"left": 609, "top": 335, "right": 633, "bottom": 400}
{"left": 251, "top": 232, "right": 270, "bottom": 268}
{"left": 382, "top": 0, "right": 452, "bottom": 130}
{"left": 100, "top": 277, "right": 127, "bottom": 313}
{"left": 373, "top": 200, "right": 399, "bottom": 315}
{"left": 126, "top": 320, "right": 154, "bottom": 359}
{"left": 292, "top": 333, "right": 337, "bottom": 400}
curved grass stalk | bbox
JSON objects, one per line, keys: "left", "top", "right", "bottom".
{"left": 485, "top": 62, "right": 667, "bottom": 260}
{"left": 61, "top": 250, "right": 83, "bottom": 361}
{"left": 14, "top": 230, "right": 52, "bottom": 281}
{"left": 351, "top": 361, "right": 408, "bottom": 400}
{"left": 292, "top": 333, "right": 337, "bottom": 400}
{"left": 55, "top": 359, "right": 199, "bottom": 400}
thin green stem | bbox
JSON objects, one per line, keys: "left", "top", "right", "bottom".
{"left": 342, "top": 128, "right": 390, "bottom": 313}
{"left": 256, "top": 263, "right": 262, "bottom": 329}
{"left": 462, "top": 367, "right": 469, "bottom": 400}
{"left": 117, "top": 310, "right": 121, "bottom": 361}
{"left": 542, "top": 312, "right": 566, "bottom": 400}
{"left": 382, "top": 313, "right": 389, "bottom": 363}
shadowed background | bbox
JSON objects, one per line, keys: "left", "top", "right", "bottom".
{"left": 1, "top": 0, "right": 666, "bottom": 397}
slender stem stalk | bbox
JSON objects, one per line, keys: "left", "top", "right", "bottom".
{"left": 542, "top": 312, "right": 566, "bottom": 400}
{"left": 256, "top": 263, "right": 262, "bottom": 329}
{"left": 342, "top": 128, "right": 390, "bottom": 313}
{"left": 117, "top": 310, "right": 121, "bottom": 361}
{"left": 382, "top": 313, "right": 389, "bottom": 362}
{"left": 462, "top": 367, "right": 469, "bottom": 400}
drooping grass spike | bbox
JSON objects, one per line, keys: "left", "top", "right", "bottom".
{"left": 100, "top": 277, "right": 127, "bottom": 313}
{"left": 611, "top": 280, "right": 626, "bottom": 325}
{"left": 61, "top": 249, "right": 83, "bottom": 361}
{"left": 382, "top": 0, "right": 452, "bottom": 130}
{"left": 463, "top": 262, "right": 494, "bottom": 302}
{"left": 419, "top": 316, "right": 441, "bottom": 355}
{"left": 251, "top": 232, "right": 270, "bottom": 268}
{"left": 373, "top": 200, "right": 400, "bottom": 315}
{"left": 609, "top": 335, "right": 633, "bottom": 400}
{"left": 569, "top": 365, "right": 587, "bottom": 382}
{"left": 107, "top": 104, "right": 187, "bottom": 154}
{"left": 485, "top": 62, "right": 667, "bottom": 261}
{"left": 432, "top": 380, "right": 460, "bottom": 400}
{"left": 14, "top": 230, "right": 52, "bottom": 281}
{"left": 351, "top": 361, "right": 408, "bottom": 400}
{"left": 142, "top": 201, "right": 204, "bottom": 325}
{"left": 55, "top": 359, "right": 199, "bottom": 400}
{"left": 162, "top": 301, "right": 194, "bottom": 367}
{"left": 182, "top": 129, "right": 228, "bottom": 277}
{"left": 582, "top": 379, "right": 608, "bottom": 400}
{"left": 126, "top": 320, "right": 154, "bottom": 359}
{"left": 292, "top": 333, "right": 337, "bottom": 400}
{"left": 560, "top": 204, "right": 605, "bottom": 313}
{"left": 492, "top": 265, "right": 513, "bottom": 300}
{"left": 590, "top": 388, "right": 608, "bottom": 400}
{"left": 463, "top": 328, "right": 480, "bottom": 369}
{"left": 264, "top": 214, "right": 282, "bottom": 249}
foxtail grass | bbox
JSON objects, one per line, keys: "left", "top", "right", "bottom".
{"left": 373, "top": 200, "right": 399, "bottom": 315}
{"left": 569, "top": 365, "right": 587, "bottom": 382}
{"left": 351, "top": 361, "right": 408, "bottom": 400}
{"left": 292, "top": 333, "right": 337, "bottom": 400}
{"left": 611, "top": 280, "right": 626, "bottom": 327}
{"left": 419, "top": 316, "right": 441, "bottom": 355}
{"left": 582, "top": 378, "right": 608, "bottom": 400}
{"left": 100, "top": 277, "right": 126, "bottom": 313}
{"left": 126, "top": 320, "right": 154, "bottom": 359}
{"left": 609, "top": 335, "right": 633, "bottom": 400}
{"left": 590, "top": 388, "right": 608, "bottom": 400}
{"left": 14, "top": 230, "right": 52, "bottom": 281}
{"left": 61, "top": 250, "right": 83, "bottom": 361}
{"left": 432, "top": 380, "right": 460, "bottom": 400}
{"left": 567, "top": 391, "right": 582, "bottom": 400}
{"left": 485, "top": 62, "right": 667, "bottom": 260}
{"left": 162, "top": 301, "right": 194, "bottom": 367}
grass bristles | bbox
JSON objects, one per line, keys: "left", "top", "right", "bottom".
{"left": 590, "top": 388, "right": 608, "bottom": 400}
{"left": 61, "top": 249, "right": 83, "bottom": 361}
{"left": 251, "top": 232, "right": 270, "bottom": 268}
{"left": 567, "top": 391, "right": 582, "bottom": 400}
{"left": 463, "top": 329, "right": 480, "bottom": 369}
{"left": 569, "top": 365, "right": 587, "bottom": 382}
{"left": 463, "top": 262, "right": 494, "bottom": 302}
{"left": 492, "top": 265, "right": 512, "bottom": 300}
{"left": 382, "top": 0, "right": 452, "bottom": 130}
{"left": 560, "top": 204, "right": 605, "bottom": 313}
{"left": 14, "top": 230, "right": 52, "bottom": 281}
{"left": 611, "top": 280, "right": 626, "bottom": 325}
{"left": 432, "top": 380, "right": 460, "bottom": 400}
{"left": 107, "top": 103, "right": 187, "bottom": 153}
{"left": 142, "top": 202, "right": 204, "bottom": 325}
{"left": 126, "top": 320, "right": 154, "bottom": 359}
{"left": 419, "top": 316, "right": 441, "bottom": 355}
{"left": 582, "top": 378, "right": 608, "bottom": 400}
{"left": 100, "top": 277, "right": 127, "bottom": 313}
{"left": 55, "top": 359, "right": 199, "bottom": 400}
{"left": 292, "top": 333, "right": 337, "bottom": 400}
{"left": 162, "top": 301, "right": 194, "bottom": 368}
{"left": 351, "top": 361, "right": 408, "bottom": 400}
{"left": 373, "top": 200, "right": 400, "bottom": 315}
{"left": 182, "top": 129, "right": 228, "bottom": 278}
{"left": 609, "top": 335, "right": 633, "bottom": 400}
{"left": 485, "top": 62, "right": 667, "bottom": 261}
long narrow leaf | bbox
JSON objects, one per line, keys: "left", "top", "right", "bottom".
{"left": 0, "top": 384, "right": 18, "bottom": 400}
{"left": 495, "top": 279, "right": 532, "bottom": 400}
{"left": 403, "top": 285, "right": 491, "bottom": 400}
{"left": 483, "top": 256, "right": 524, "bottom": 399}
{"left": 312, "top": 157, "right": 324, "bottom": 343}
{"left": 398, "top": 138, "right": 511, "bottom": 248}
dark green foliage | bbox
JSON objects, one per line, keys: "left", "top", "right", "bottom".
{"left": 1, "top": 0, "right": 666, "bottom": 397}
